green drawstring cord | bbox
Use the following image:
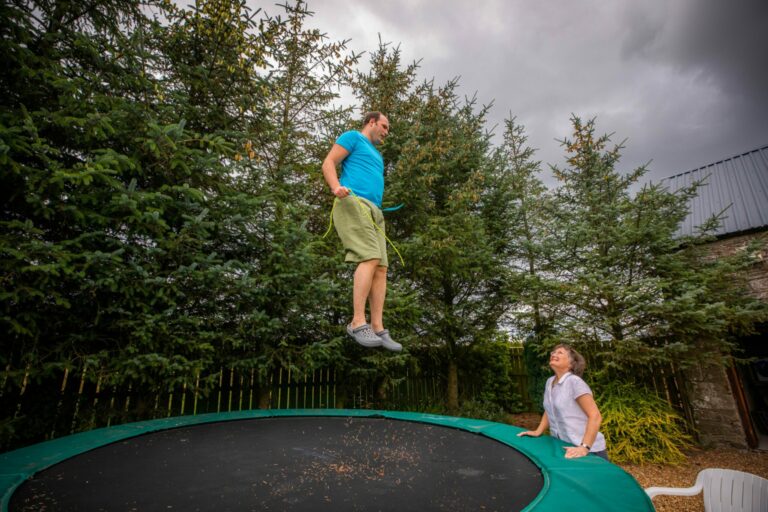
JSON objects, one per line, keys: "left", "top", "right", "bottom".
{"left": 323, "top": 190, "right": 405, "bottom": 267}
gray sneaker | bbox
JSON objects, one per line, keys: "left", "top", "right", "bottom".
{"left": 347, "top": 323, "right": 382, "bottom": 348}
{"left": 375, "top": 330, "right": 402, "bottom": 352}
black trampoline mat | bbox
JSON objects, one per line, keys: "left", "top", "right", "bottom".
{"left": 10, "top": 416, "right": 544, "bottom": 512}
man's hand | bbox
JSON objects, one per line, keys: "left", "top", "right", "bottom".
{"left": 333, "top": 186, "right": 350, "bottom": 198}
{"left": 322, "top": 144, "right": 351, "bottom": 197}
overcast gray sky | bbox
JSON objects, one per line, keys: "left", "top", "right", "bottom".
{"left": 268, "top": 0, "right": 768, "bottom": 186}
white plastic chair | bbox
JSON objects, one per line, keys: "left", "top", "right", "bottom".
{"left": 645, "top": 468, "right": 768, "bottom": 512}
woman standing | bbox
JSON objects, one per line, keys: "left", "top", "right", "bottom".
{"left": 517, "top": 344, "right": 608, "bottom": 460}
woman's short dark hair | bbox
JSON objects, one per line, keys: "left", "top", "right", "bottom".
{"left": 363, "top": 111, "right": 382, "bottom": 126}
{"left": 554, "top": 343, "right": 586, "bottom": 377}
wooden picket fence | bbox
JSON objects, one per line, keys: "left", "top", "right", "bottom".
{"left": 1, "top": 349, "right": 531, "bottom": 452}
{"left": 642, "top": 361, "right": 697, "bottom": 430}
{"left": 0, "top": 348, "right": 700, "bottom": 453}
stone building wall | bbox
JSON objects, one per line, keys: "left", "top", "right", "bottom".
{"left": 706, "top": 231, "right": 768, "bottom": 300}
{"left": 684, "top": 363, "right": 748, "bottom": 449}
{"left": 685, "top": 230, "right": 767, "bottom": 448}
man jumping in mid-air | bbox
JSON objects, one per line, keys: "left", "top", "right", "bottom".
{"left": 322, "top": 111, "right": 401, "bottom": 352}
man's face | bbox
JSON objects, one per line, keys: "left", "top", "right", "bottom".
{"left": 370, "top": 115, "right": 389, "bottom": 144}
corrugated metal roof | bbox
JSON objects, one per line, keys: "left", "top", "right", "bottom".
{"left": 660, "top": 144, "right": 768, "bottom": 237}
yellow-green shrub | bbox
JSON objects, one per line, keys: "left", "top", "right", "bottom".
{"left": 598, "top": 383, "right": 693, "bottom": 464}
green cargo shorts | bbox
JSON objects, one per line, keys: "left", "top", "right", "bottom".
{"left": 332, "top": 196, "right": 388, "bottom": 267}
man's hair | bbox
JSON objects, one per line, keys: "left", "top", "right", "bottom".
{"left": 363, "top": 111, "right": 382, "bottom": 126}
{"left": 553, "top": 343, "right": 587, "bottom": 377}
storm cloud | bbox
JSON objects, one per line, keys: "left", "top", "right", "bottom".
{"left": 268, "top": 0, "right": 768, "bottom": 185}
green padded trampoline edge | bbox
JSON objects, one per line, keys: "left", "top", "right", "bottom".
{"left": 0, "top": 409, "right": 654, "bottom": 511}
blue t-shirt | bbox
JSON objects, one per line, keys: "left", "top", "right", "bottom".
{"left": 336, "top": 131, "right": 384, "bottom": 207}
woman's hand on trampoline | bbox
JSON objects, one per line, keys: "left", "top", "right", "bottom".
{"left": 563, "top": 445, "right": 590, "bottom": 459}
{"left": 516, "top": 430, "right": 542, "bottom": 438}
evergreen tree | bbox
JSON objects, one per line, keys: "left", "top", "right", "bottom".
{"left": 358, "top": 51, "right": 520, "bottom": 411}
{"left": 0, "top": 0, "right": 197, "bottom": 379}
{"left": 491, "top": 116, "right": 557, "bottom": 405}
{"left": 0, "top": 0, "right": 341, "bottom": 399}
{"left": 546, "top": 116, "right": 767, "bottom": 378}
{"left": 490, "top": 117, "right": 555, "bottom": 335}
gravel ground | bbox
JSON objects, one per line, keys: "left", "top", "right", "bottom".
{"left": 506, "top": 413, "right": 768, "bottom": 512}
{"left": 623, "top": 448, "right": 768, "bottom": 512}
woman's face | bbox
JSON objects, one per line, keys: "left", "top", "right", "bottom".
{"left": 549, "top": 347, "right": 572, "bottom": 373}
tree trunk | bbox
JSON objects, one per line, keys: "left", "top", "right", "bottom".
{"left": 376, "top": 379, "right": 388, "bottom": 402}
{"left": 258, "top": 386, "right": 271, "bottom": 409}
{"left": 447, "top": 360, "right": 459, "bottom": 413}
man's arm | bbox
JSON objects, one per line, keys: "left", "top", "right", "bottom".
{"left": 322, "top": 144, "right": 351, "bottom": 198}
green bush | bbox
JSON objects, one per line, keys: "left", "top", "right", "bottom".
{"left": 402, "top": 397, "right": 508, "bottom": 423}
{"left": 522, "top": 334, "right": 551, "bottom": 413}
{"left": 598, "top": 382, "right": 693, "bottom": 464}
{"left": 456, "top": 399, "right": 509, "bottom": 422}
{"left": 462, "top": 338, "right": 526, "bottom": 413}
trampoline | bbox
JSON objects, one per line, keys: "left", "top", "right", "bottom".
{"left": 0, "top": 409, "right": 654, "bottom": 511}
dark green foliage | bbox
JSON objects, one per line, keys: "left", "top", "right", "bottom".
{"left": 462, "top": 338, "right": 525, "bottom": 413}
{"left": 540, "top": 116, "right": 767, "bottom": 378}
{"left": 358, "top": 53, "right": 521, "bottom": 409}
{"left": 522, "top": 334, "right": 550, "bottom": 413}
{"left": 2, "top": 0, "right": 765, "bottom": 462}
{"left": 0, "top": 0, "right": 348, "bottom": 397}
{"left": 451, "top": 399, "right": 509, "bottom": 423}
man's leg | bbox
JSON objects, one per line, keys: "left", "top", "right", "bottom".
{"left": 351, "top": 258, "right": 380, "bottom": 328}
{"left": 369, "top": 265, "right": 401, "bottom": 351}
{"left": 368, "top": 265, "right": 387, "bottom": 333}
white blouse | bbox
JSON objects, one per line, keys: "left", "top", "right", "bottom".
{"left": 543, "top": 372, "right": 606, "bottom": 452}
